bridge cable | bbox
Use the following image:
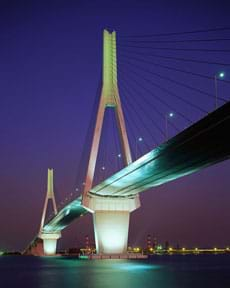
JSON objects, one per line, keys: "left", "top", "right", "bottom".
{"left": 119, "top": 66, "right": 195, "bottom": 124}
{"left": 119, "top": 82, "right": 159, "bottom": 147}
{"left": 119, "top": 58, "right": 228, "bottom": 105}
{"left": 118, "top": 44, "right": 230, "bottom": 53}
{"left": 118, "top": 49, "right": 230, "bottom": 66}
{"left": 120, "top": 27, "right": 230, "bottom": 38}
{"left": 117, "top": 66, "right": 182, "bottom": 129}
{"left": 120, "top": 38, "right": 230, "bottom": 44}
{"left": 118, "top": 75, "right": 167, "bottom": 139}
{"left": 122, "top": 98, "right": 151, "bottom": 157}
{"left": 118, "top": 67, "right": 182, "bottom": 135}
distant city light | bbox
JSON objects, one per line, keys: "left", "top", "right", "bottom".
{"left": 133, "top": 247, "right": 140, "bottom": 252}
{"left": 169, "top": 112, "right": 174, "bottom": 117}
{"left": 138, "top": 137, "right": 143, "bottom": 142}
{"left": 117, "top": 153, "right": 122, "bottom": 158}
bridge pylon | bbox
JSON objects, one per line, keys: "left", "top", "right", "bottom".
{"left": 82, "top": 29, "right": 140, "bottom": 255}
{"left": 38, "top": 168, "right": 61, "bottom": 255}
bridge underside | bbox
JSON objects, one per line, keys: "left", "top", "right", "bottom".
{"left": 43, "top": 101, "right": 230, "bottom": 233}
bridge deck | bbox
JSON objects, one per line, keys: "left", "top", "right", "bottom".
{"left": 44, "top": 101, "right": 230, "bottom": 232}
{"left": 43, "top": 196, "right": 87, "bottom": 233}
{"left": 91, "top": 101, "right": 230, "bottom": 197}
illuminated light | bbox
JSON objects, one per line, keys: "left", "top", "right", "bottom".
{"left": 82, "top": 182, "right": 85, "bottom": 186}
{"left": 76, "top": 188, "right": 79, "bottom": 191}
{"left": 195, "top": 248, "right": 198, "bottom": 251}
{"left": 214, "top": 247, "right": 217, "bottom": 251}
{"left": 157, "top": 245, "right": 162, "bottom": 251}
{"left": 169, "top": 112, "right": 174, "bottom": 117}
{"left": 101, "top": 166, "right": 105, "bottom": 170}
{"left": 0, "top": 251, "right": 4, "bottom": 256}
{"left": 149, "top": 247, "right": 154, "bottom": 252}
{"left": 118, "top": 154, "right": 122, "bottom": 158}
{"left": 138, "top": 137, "right": 143, "bottom": 142}
{"left": 168, "top": 247, "right": 173, "bottom": 252}
{"left": 182, "top": 247, "right": 186, "bottom": 251}
{"left": 219, "top": 72, "right": 225, "bottom": 78}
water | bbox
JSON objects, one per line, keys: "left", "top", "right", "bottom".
{"left": 0, "top": 255, "right": 230, "bottom": 288}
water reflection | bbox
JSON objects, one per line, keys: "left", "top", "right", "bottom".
{"left": 111, "top": 262, "right": 161, "bottom": 271}
{"left": 1, "top": 256, "right": 230, "bottom": 288}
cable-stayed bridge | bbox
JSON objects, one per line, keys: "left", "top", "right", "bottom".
{"left": 24, "top": 28, "right": 230, "bottom": 256}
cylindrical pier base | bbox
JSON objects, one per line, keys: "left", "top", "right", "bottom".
{"left": 84, "top": 194, "right": 140, "bottom": 255}
{"left": 94, "top": 210, "right": 130, "bottom": 254}
{"left": 40, "top": 233, "right": 61, "bottom": 256}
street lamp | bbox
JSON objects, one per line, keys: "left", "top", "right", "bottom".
{"left": 135, "top": 137, "right": 143, "bottom": 159}
{"left": 214, "top": 71, "right": 225, "bottom": 109}
{"left": 165, "top": 112, "right": 174, "bottom": 140}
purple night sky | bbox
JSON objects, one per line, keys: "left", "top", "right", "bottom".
{"left": 0, "top": 0, "right": 230, "bottom": 251}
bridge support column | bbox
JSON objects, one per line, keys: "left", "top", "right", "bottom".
{"left": 85, "top": 195, "right": 140, "bottom": 255}
{"left": 40, "top": 232, "right": 61, "bottom": 256}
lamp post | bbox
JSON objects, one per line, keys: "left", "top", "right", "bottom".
{"left": 214, "top": 72, "right": 225, "bottom": 109}
{"left": 165, "top": 112, "right": 174, "bottom": 140}
{"left": 135, "top": 137, "right": 143, "bottom": 160}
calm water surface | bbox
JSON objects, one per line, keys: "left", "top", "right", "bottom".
{"left": 0, "top": 255, "right": 230, "bottom": 288}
